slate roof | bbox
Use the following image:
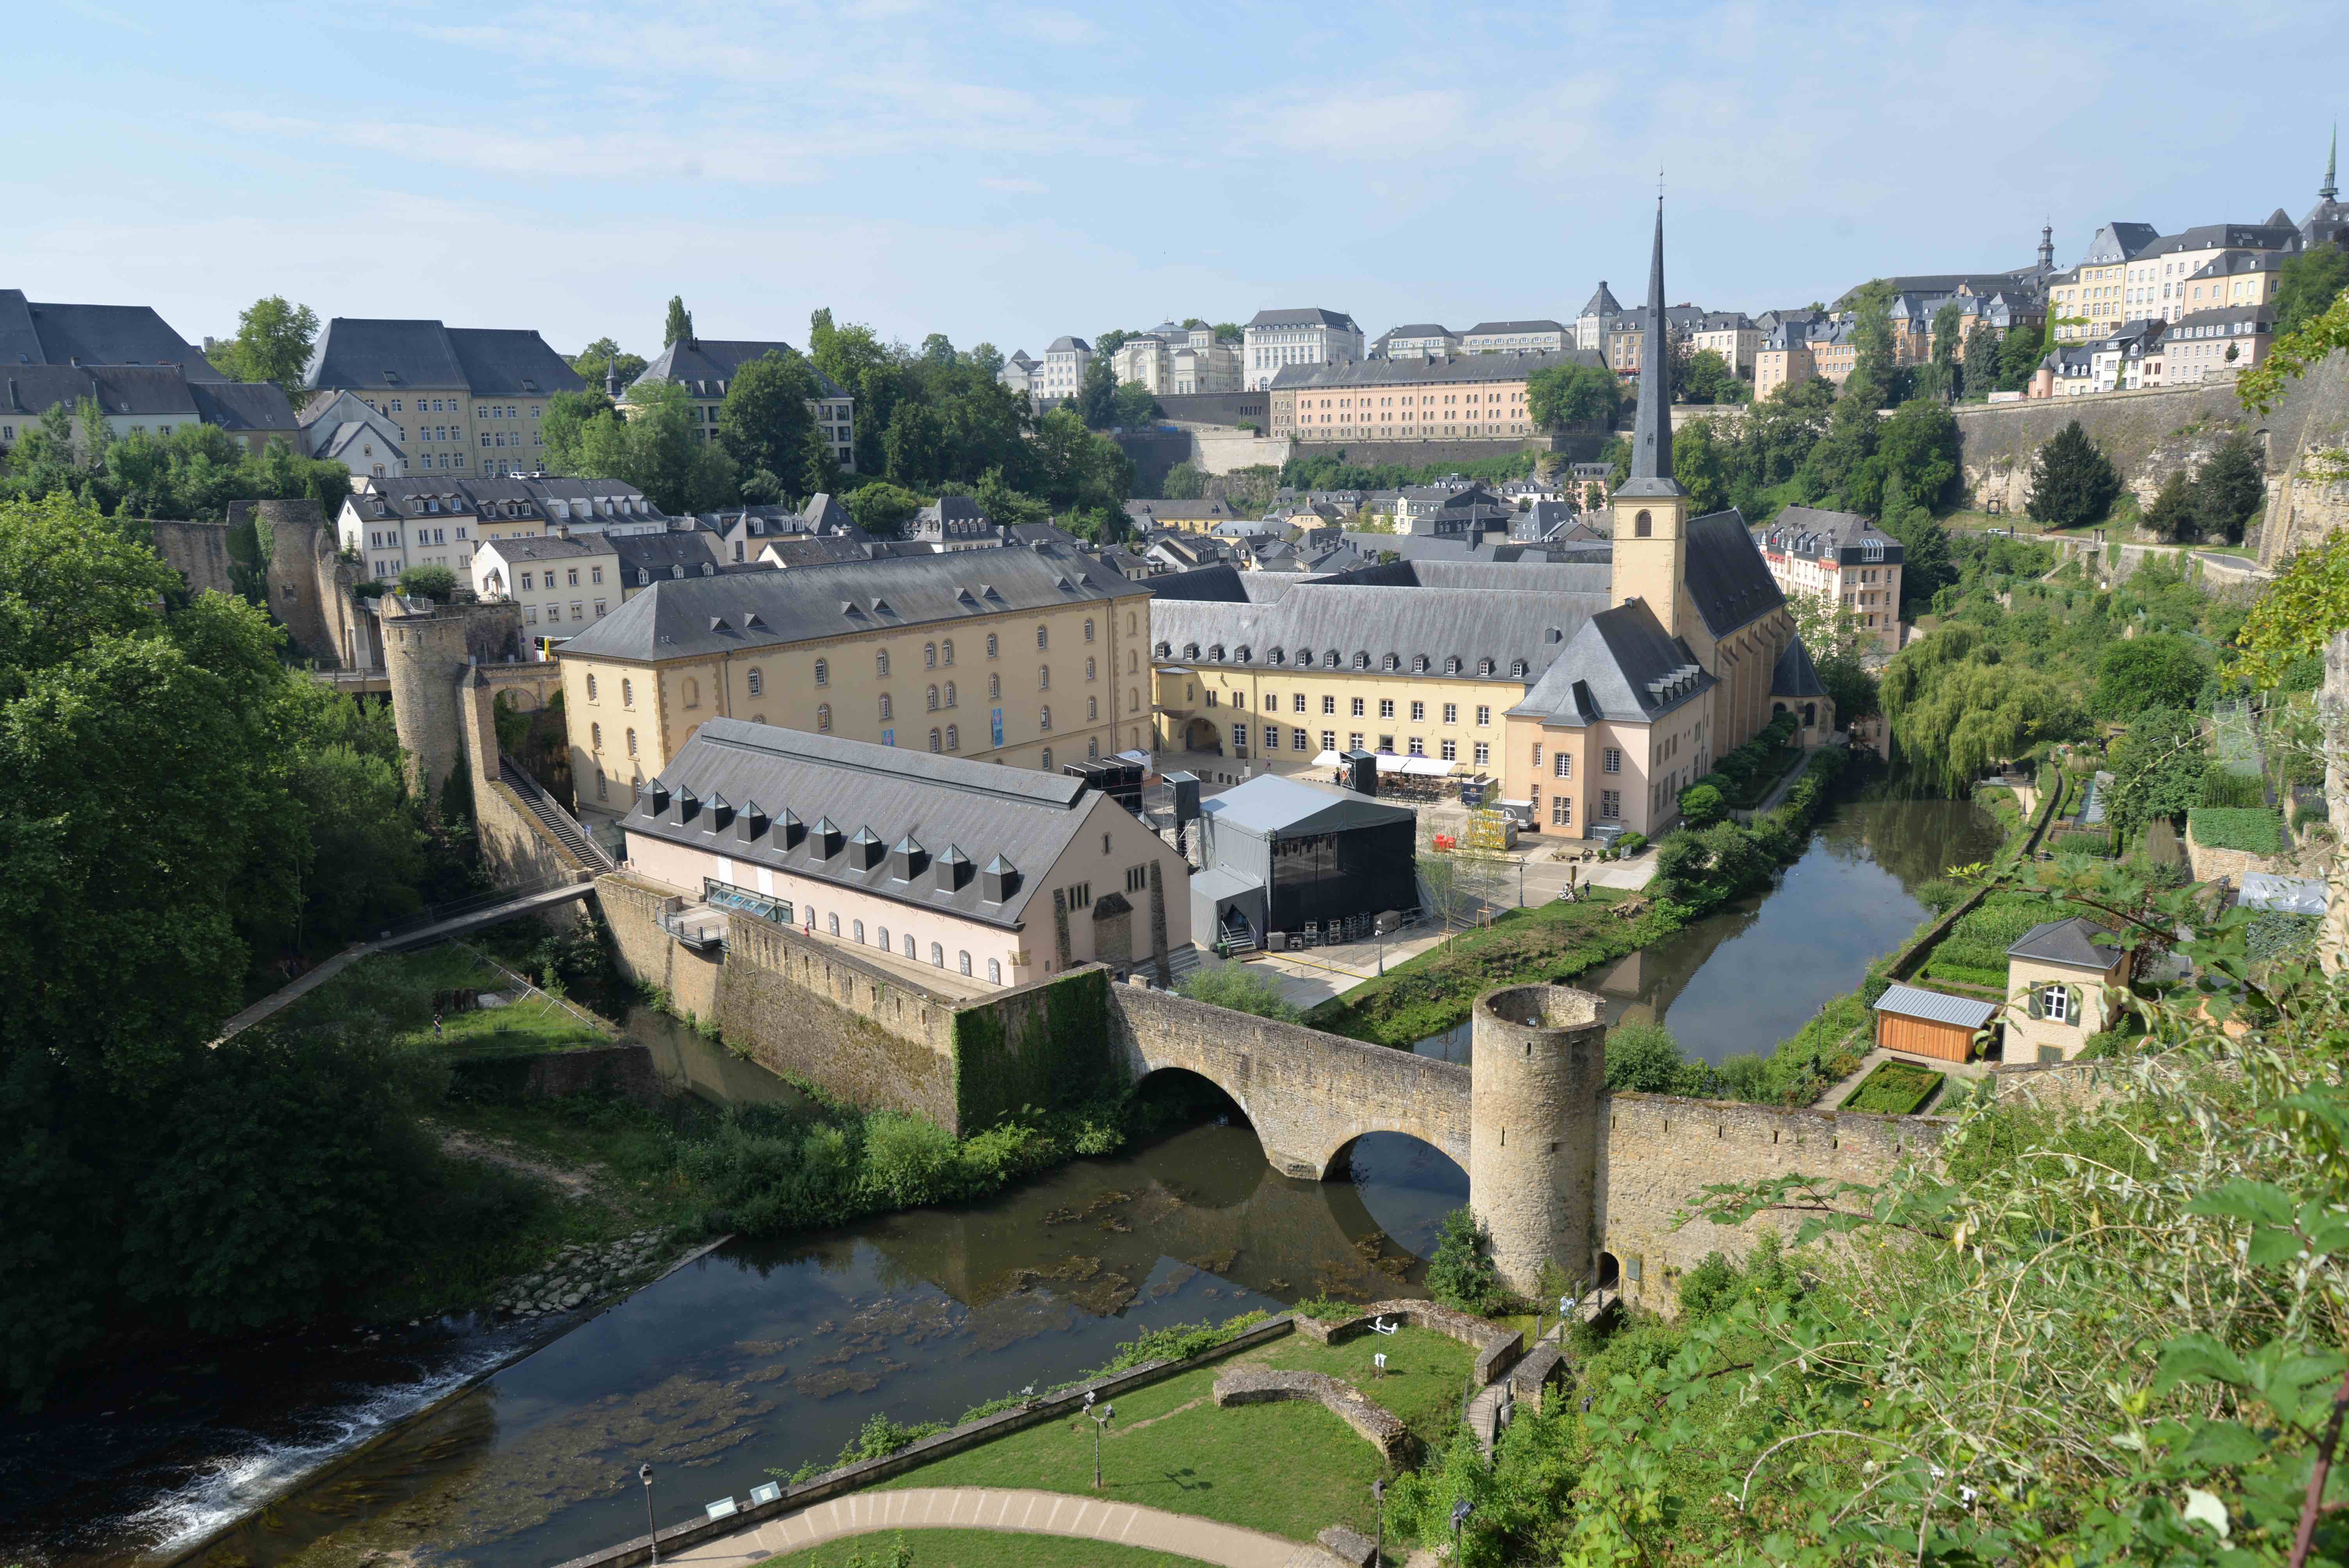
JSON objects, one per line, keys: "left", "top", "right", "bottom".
{"left": 305, "top": 319, "right": 585, "bottom": 397}
{"left": 2006, "top": 916, "right": 2125, "bottom": 971}
{"left": 2, "top": 364, "right": 193, "bottom": 417}
{"left": 1270, "top": 348, "right": 1602, "bottom": 390}
{"left": 1873, "top": 983, "right": 1999, "bottom": 1030}
{"left": 317, "top": 421, "right": 404, "bottom": 466}
{"left": 1124, "top": 498, "right": 1236, "bottom": 523}
{"left": 1335, "top": 532, "right": 1612, "bottom": 567}
{"left": 1378, "top": 323, "right": 1457, "bottom": 339}
{"left": 2188, "top": 251, "right": 2290, "bottom": 282}
{"left": 1755, "top": 506, "right": 1904, "bottom": 566}
{"left": 189, "top": 380, "right": 298, "bottom": 432}
{"left": 1772, "top": 638, "right": 1827, "bottom": 698}
{"left": 1199, "top": 773, "right": 1414, "bottom": 838}
{"left": 1682, "top": 509, "right": 1786, "bottom": 637}
{"left": 631, "top": 337, "right": 850, "bottom": 400}
{"left": 2079, "top": 223, "right": 2162, "bottom": 264}
{"left": 2139, "top": 222, "right": 2301, "bottom": 258}
{"left": 1151, "top": 582, "right": 1606, "bottom": 684}
{"left": 0, "top": 290, "right": 226, "bottom": 378}
{"left": 611, "top": 532, "right": 729, "bottom": 581}
{"left": 1248, "top": 308, "right": 1359, "bottom": 330}
{"left": 1508, "top": 600, "right": 1714, "bottom": 727}
{"left": 624, "top": 718, "right": 1112, "bottom": 929}
{"left": 478, "top": 534, "right": 612, "bottom": 564}
{"left": 559, "top": 543, "right": 1146, "bottom": 662}
{"left": 1578, "top": 282, "right": 1622, "bottom": 317}
{"left": 1463, "top": 319, "right": 1566, "bottom": 335}
{"left": 1046, "top": 335, "right": 1091, "bottom": 353}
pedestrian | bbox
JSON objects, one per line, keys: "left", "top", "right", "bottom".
{"left": 432, "top": 1011, "right": 444, "bottom": 1038}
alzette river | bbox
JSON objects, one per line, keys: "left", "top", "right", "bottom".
{"left": 2, "top": 780, "right": 1994, "bottom": 1568}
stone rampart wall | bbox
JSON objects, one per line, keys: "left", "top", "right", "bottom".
{"left": 1597, "top": 1092, "right": 1946, "bottom": 1314}
{"left": 2184, "top": 820, "right": 2284, "bottom": 888}
{"left": 150, "top": 519, "right": 235, "bottom": 598}
{"left": 1105, "top": 982, "right": 1472, "bottom": 1178}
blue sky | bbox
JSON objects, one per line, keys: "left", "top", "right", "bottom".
{"left": 9, "top": 1, "right": 2344, "bottom": 360}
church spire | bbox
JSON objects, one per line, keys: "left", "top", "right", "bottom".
{"left": 2325, "top": 123, "right": 2339, "bottom": 202}
{"left": 1622, "top": 196, "right": 1684, "bottom": 496}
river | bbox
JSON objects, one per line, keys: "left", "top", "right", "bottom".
{"left": 1415, "top": 786, "right": 2001, "bottom": 1064}
{"left": 9, "top": 785, "right": 1988, "bottom": 1568}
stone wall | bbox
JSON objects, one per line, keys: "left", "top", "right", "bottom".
{"left": 1595, "top": 1093, "right": 1946, "bottom": 1315}
{"left": 449, "top": 1043, "right": 664, "bottom": 1105}
{"left": 1191, "top": 428, "right": 1292, "bottom": 476}
{"left": 253, "top": 498, "right": 370, "bottom": 670}
{"left": 1104, "top": 981, "right": 1471, "bottom": 1178}
{"left": 1290, "top": 434, "right": 1601, "bottom": 467}
{"left": 461, "top": 669, "right": 592, "bottom": 897}
{"left": 149, "top": 519, "right": 235, "bottom": 598}
{"left": 598, "top": 872, "right": 724, "bottom": 1023}
{"left": 1110, "top": 429, "right": 1193, "bottom": 497}
{"left": 2184, "top": 817, "right": 2284, "bottom": 887}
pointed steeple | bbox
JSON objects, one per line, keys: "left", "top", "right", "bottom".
{"left": 2324, "top": 123, "right": 2339, "bottom": 203}
{"left": 1619, "top": 198, "right": 1684, "bottom": 497}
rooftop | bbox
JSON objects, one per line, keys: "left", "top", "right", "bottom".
{"left": 305, "top": 319, "right": 585, "bottom": 398}
{"left": 0, "top": 290, "right": 226, "bottom": 379}
{"left": 2006, "top": 916, "right": 2125, "bottom": 971}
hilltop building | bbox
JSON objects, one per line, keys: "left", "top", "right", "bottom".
{"left": 627, "top": 336, "right": 856, "bottom": 472}
{"left": 304, "top": 317, "right": 585, "bottom": 477}
{"left": 1244, "top": 308, "right": 1363, "bottom": 390}
{"left": 0, "top": 290, "right": 297, "bottom": 453}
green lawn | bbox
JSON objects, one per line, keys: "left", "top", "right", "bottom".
{"left": 875, "top": 1353, "right": 1398, "bottom": 1546}
{"left": 278, "top": 942, "right": 611, "bottom": 1055}
{"left": 1256, "top": 1326, "right": 1475, "bottom": 1452}
{"left": 1842, "top": 1059, "right": 1946, "bottom": 1115}
{"left": 775, "top": 1531, "right": 1212, "bottom": 1566}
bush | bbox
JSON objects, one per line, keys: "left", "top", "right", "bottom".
{"left": 1176, "top": 963, "right": 1301, "bottom": 1021}
{"left": 1914, "top": 879, "right": 1967, "bottom": 915}
{"left": 1615, "top": 831, "right": 1649, "bottom": 855}
{"left": 2050, "top": 829, "right": 2115, "bottom": 857}
{"left": 1604, "top": 1021, "right": 1709, "bottom": 1095}
{"left": 1678, "top": 782, "right": 1726, "bottom": 828}
{"left": 2187, "top": 807, "right": 2283, "bottom": 855}
{"left": 1425, "top": 1206, "right": 1508, "bottom": 1314}
{"left": 397, "top": 563, "right": 458, "bottom": 600}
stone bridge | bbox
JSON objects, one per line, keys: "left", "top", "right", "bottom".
{"left": 1107, "top": 983, "right": 1471, "bottom": 1180}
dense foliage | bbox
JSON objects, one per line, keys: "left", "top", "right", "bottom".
{"left": 2026, "top": 419, "right": 2123, "bottom": 528}
{"left": 0, "top": 399, "right": 351, "bottom": 523}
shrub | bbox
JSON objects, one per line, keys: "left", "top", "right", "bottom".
{"left": 2187, "top": 807, "right": 2283, "bottom": 855}
{"left": 1678, "top": 782, "right": 1726, "bottom": 828}
{"left": 2050, "top": 829, "right": 2115, "bottom": 857}
{"left": 397, "top": 563, "right": 458, "bottom": 600}
{"left": 1176, "top": 963, "right": 1301, "bottom": 1021}
{"left": 1914, "top": 879, "right": 1967, "bottom": 914}
{"left": 1425, "top": 1207, "right": 1508, "bottom": 1314}
{"left": 1615, "top": 831, "right": 1649, "bottom": 855}
{"left": 1604, "top": 1021, "right": 1708, "bottom": 1094}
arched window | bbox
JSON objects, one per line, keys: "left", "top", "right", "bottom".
{"left": 1041, "top": 747, "right": 1053, "bottom": 768}
{"left": 879, "top": 693, "right": 893, "bottom": 720}
{"left": 876, "top": 650, "right": 890, "bottom": 677}
{"left": 931, "top": 942, "right": 945, "bottom": 968}
{"left": 903, "top": 934, "right": 916, "bottom": 959}
{"left": 1127, "top": 613, "right": 1136, "bottom": 635}
{"left": 622, "top": 677, "right": 634, "bottom": 706}
{"left": 828, "top": 912, "right": 841, "bottom": 936}
{"left": 1129, "top": 687, "right": 1139, "bottom": 712}
{"left": 626, "top": 727, "right": 637, "bottom": 755}
{"left": 987, "top": 957, "right": 1001, "bottom": 983}
{"left": 1038, "top": 666, "right": 1051, "bottom": 690}
{"left": 586, "top": 674, "right": 599, "bottom": 700}
{"left": 1035, "top": 624, "right": 1049, "bottom": 649}
{"left": 855, "top": 920, "right": 867, "bottom": 944}
{"left": 816, "top": 703, "right": 832, "bottom": 731}
{"left": 591, "top": 722, "right": 602, "bottom": 749}
{"left": 945, "top": 723, "right": 959, "bottom": 750}
{"left": 877, "top": 926, "right": 890, "bottom": 951}
{"left": 683, "top": 678, "right": 699, "bottom": 708}
{"left": 1635, "top": 510, "right": 1653, "bottom": 538}
{"left": 988, "top": 673, "right": 1001, "bottom": 699}
{"left": 747, "top": 666, "right": 763, "bottom": 695}
{"left": 960, "top": 951, "right": 973, "bottom": 976}
{"left": 1128, "top": 650, "right": 1137, "bottom": 672}
{"left": 814, "top": 657, "right": 829, "bottom": 686}
{"left": 927, "top": 684, "right": 939, "bottom": 710}
{"left": 944, "top": 681, "right": 956, "bottom": 707}
{"left": 986, "top": 633, "right": 998, "bottom": 657}
{"left": 1087, "top": 696, "right": 1098, "bottom": 721}
{"left": 1083, "top": 618, "right": 1094, "bottom": 642}
{"left": 1085, "top": 656, "right": 1096, "bottom": 681}
{"left": 1039, "top": 705, "right": 1053, "bottom": 731}
{"left": 929, "top": 727, "right": 941, "bottom": 752}
{"left": 942, "top": 638, "right": 955, "bottom": 665}
{"left": 924, "top": 641, "right": 937, "bottom": 668}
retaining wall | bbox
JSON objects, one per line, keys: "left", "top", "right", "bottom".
{"left": 150, "top": 519, "right": 236, "bottom": 598}
{"left": 450, "top": 1043, "right": 665, "bottom": 1105}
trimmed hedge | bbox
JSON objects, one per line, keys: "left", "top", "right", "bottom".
{"left": 1843, "top": 1059, "right": 1945, "bottom": 1115}
{"left": 2188, "top": 807, "right": 2284, "bottom": 856}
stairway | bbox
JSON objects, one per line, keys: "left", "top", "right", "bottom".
{"left": 500, "top": 758, "right": 615, "bottom": 872}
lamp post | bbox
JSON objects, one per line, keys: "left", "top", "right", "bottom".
{"left": 1451, "top": 1497, "right": 1474, "bottom": 1559}
{"left": 1372, "top": 1478, "right": 1385, "bottom": 1566}
{"left": 639, "top": 1463, "right": 658, "bottom": 1566}
{"left": 1084, "top": 1390, "right": 1116, "bottom": 1490}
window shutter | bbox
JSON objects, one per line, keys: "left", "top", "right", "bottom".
{"left": 2026, "top": 987, "right": 2042, "bottom": 1020}
{"left": 2067, "top": 985, "right": 2085, "bottom": 1024}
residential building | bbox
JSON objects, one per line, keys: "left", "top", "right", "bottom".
{"left": 1573, "top": 282, "right": 1623, "bottom": 351}
{"left": 1111, "top": 323, "right": 1239, "bottom": 395}
{"left": 2179, "top": 250, "right": 2290, "bottom": 316}
{"left": 1752, "top": 319, "right": 1819, "bottom": 401}
{"left": 1370, "top": 324, "right": 1461, "bottom": 360}
{"left": 627, "top": 335, "right": 855, "bottom": 472}
{"left": 2032, "top": 344, "right": 2097, "bottom": 398}
{"left": 2048, "top": 223, "right": 2161, "bottom": 340}
{"left": 471, "top": 534, "right": 623, "bottom": 652}
{"left": 1602, "top": 317, "right": 1647, "bottom": 375}
{"left": 305, "top": 318, "right": 584, "bottom": 478}
{"left": 556, "top": 546, "right": 1153, "bottom": 818}
{"left": 996, "top": 349, "right": 1040, "bottom": 403}
{"left": 1268, "top": 350, "right": 1600, "bottom": 442}
{"left": 687, "top": 497, "right": 866, "bottom": 567}
{"left": 2000, "top": 916, "right": 2131, "bottom": 1064}
{"left": 1753, "top": 507, "right": 1905, "bottom": 652}
{"left": 1243, "top": 308, "right": 1363, "bottom": 391}
{"left": 298, "top": 389, "right": 408, "bottom": 478}
{"left": 908, "top": 495, "right": 997, "bottom": 550}
{"left": 2132, "top": 223, "right": 2302, "bottom": 323}
{"left": 1688, "top": 312, "right": 1761, "bottom": 375}
{"left": 1461, "top": 319, "right": 1568, "bottom": 354}
{"left": 2165, "top": 305, "right": 2276, "bottom": 384}
{"left": 621, "top": 720, "right": 1192, "bottom": 989}
{"left": 611, "top": 530, "right": 739, "bottom": 593}
{"left": 0, "top": 289, "right": 303, "bottom": 452}
{"left": 2087, "top": 319, "right": 2166, "bottom": 391}
{"left": 1123, "top": 497, "right": 1242, "bottom": 534}
{"left": 1395, "top": 483, "right": 1511, "bottom": 538}
{"left": 1032, "top": 336, "right": 1093, "bottom": 409}
{"left": 337, "top": 475, "right": 663, "bottom": 580}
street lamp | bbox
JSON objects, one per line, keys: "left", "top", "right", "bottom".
{"left": 1372, "top": 1478, "right": 1386, "bottom": 1566}
{"left": 1084, "top": 1390, "right": 1116, "bottom": 1490}
{"left": 1451, "top": 1497, "right": 1474, "bottom": 1559}
{"left": 640, "top": 1463, "right": 658, "bottom": 1566}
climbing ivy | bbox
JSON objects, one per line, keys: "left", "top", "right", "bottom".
{"left": 952, "top": 968, "right": 1113, "bottom": 1130}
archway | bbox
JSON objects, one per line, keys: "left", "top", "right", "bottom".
{"left": 1182, "top": 717, "right": 1223, "bottom": 754}
{"left": 1595, "top": 1250, "right": 1621, "bottom": 1290}
{"left": 1322, "top": 1131, "right": 1468, "bottom": 1277}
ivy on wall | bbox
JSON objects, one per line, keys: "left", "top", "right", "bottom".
{"left": 952, "top": 968, "right": 1113, "bottom": 1130}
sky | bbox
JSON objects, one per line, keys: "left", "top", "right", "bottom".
{"left": 9, "top": 0, "right": 2345, "bottom": 362}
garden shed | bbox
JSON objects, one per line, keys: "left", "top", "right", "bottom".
{"left": 1872, "top": 983, "right": 2000, "bottom": 1063}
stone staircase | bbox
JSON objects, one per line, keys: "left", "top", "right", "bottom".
{"left": 501, "top": 758, "right": 615, "bottom": 872}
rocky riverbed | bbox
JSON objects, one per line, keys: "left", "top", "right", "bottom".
{"left": 494, "top": 1231, "right": 674, "bottom": 1319}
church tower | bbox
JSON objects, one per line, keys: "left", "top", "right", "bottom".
{"left": 1611, "top": 200, "right": 1690, "bottom": 639}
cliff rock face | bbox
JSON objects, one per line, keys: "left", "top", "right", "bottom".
{"left": 1949, "top": 354, "right": 2349, "bottom": 561}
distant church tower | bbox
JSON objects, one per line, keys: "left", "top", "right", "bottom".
{"left": 2038, "top": 223, "right": 2055, "bottom": 273}
{"left": 1610, "top": 200, "right": 1691, "bottom": 639}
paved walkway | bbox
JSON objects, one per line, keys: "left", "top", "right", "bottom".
{"left": 671, "top": 1486, "right": 1346, "bottom": 1567}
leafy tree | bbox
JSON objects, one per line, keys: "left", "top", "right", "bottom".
{"left": 1174, "top": 964, "right": 1300, "bottom": 1021}
{"left": 800, "top": 419, "right": 841, "bottom": 499}
{"left": 663, "top": 295, "right": 694, "bottom": 347}
{"left": 1677, "top": 782, "right": 1726, "bottom": 828}
{"left": 569, "top": 337, "right": 647, "bottom": 390}
{"left": 2105, "top": 706, "right": 2208, "bottom": 835}
{"left": 918, "top": 333, "right": 957, "bottom": 366}
{"left": 1997, "top": 319, "right": 2050, "bottom": 391}
{"left": 554, "top": 379, "right": 738, "bottom": 513}
{"left": 1110, "top": 380, "right": 1160, "bottom": 428}
{"left": 1816, "top": 650, "right": 1881, "bottom": 721}
{"left": 1424, "top": 1208, "right": 1506, "bottom": 1313}
{"left": 2145, "top": 470, "right": 2201, "bottom": 542}
{"left": 1677, "top": 348, "right": 1741, "bottom": 405}
{"left": 2092, "top": 633, "right": 2209, "bottom": 718}
{"left": 2025, "top": 419, "right": 2122, "bottom": 528}
{"left": 1212, "top": 322, "right": 1243, "bottom": 343}
{"left": 1076, "top": 356, "right": 1119, "bottom": 429}
{"left": 973, "top": 467, "right": 1052, "bottom": 529}
{"left": 1030, "top": 407, "right": 1133, "bottom": 513}
{"left": 397, "top": 563, "right": 457, "bottom": 600}
{"left": 1603, "top": 1021, "right": 1704, "bottom": 1093}
{"left": 1161, "top": 460, "right": 1206, "bottom": 500}
{"left": 1526, "top": 360, "right": 1622, "bottom": 428}
{"left": 716, "top": 349, "right": 821, "bottom": 495}
{"left": 1093, "top": 328, "right": 1133, "bottom": 358}
{"left": 1961, "top": 321, "right": 2000, "bottom": 400}
{"left": 1929, "top": 300, "right": 1962, "bottom": 391}
{"left": 2194, "top": 434, "right": 2265, "bottom": 545}
{"left": 842, "top": 480, "right": 925, "bottom": 536}
{"left": 882, "top": 397, "right": 949, "bottom": 489}
{"left": 1877, "top": 398, "right": 1961, "bottom": 509}
{"left": 216, "top": 296, "right": 320, "bottom": 393}
{"left": 1882, "top": 622, "right": 2079, "bottom": 789}
{"left": 1671, "top": 416, "right": 1731, "bottom": 514}
{"left": 2273, "top": 241, "right": 2349, "bottom": 337}
{"left": 966, "top": 341, "right": 1005, "bottom": 378}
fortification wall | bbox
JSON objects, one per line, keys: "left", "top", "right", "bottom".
{"left": 1289, "top": 434, "right": 1599, "bottom": 467}
{"left": 149, "top": 519, "right": 235, "bottom": 598}
{"left": 1597, "top": 1092, "right": 1946, "bottom": 1314}
{"left": 460, "top": 670, "right": 589, "bottom": 895}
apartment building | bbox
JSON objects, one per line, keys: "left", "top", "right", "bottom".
{"left": 470, "top": 534, "right": 624, "bottom": 651}
{"left": 2048, "top": 223, "right": 2160, "bottom": 341}
{"left": 1111, "top": 323, "right": 1240, "bottom": 394}
{"left": 556, "top": 545, "right": 1153, "bottom": 818}
{"left": 2129, "top": 223, "right": 2301, "bottom": 324}
{"left": 1573, "top": 282, "right": 1622, "bottom": 351}
{"left": 2165, "top": 305, "right": 2276, "bottom": 384}
{"left": 1370, "top": 324, "right": 1461, "bottom": 360}
{"left": 1752, "top": 319, "right": 1819, "bottom": 401}
{"left": 1753, "top": 507, "right": 1905, "bottom": 652}
{"left": 0, "top": 290, "right": 299, "bottom": 453}
{"left": 304, "top": 318, "right": 585, "bottom": 477}
{"left": 1244, "top": 308, "right": 1363, "bottom": 390}
{"left": 2088, "top": 319, "right": 2166, "bottom": 391}
{"left": 1461, "top": 319, "right": 1568, "bottom": 354}
{"left": 2179, "top": 251, "right": 2290, "bottom": 316}
{"left": 1267, "top": 351, "right": 1589, "bottom": 441}
{"left": 1688, "top": 312, "right": 1761, "bottom": 375}
{"left": 298, "top": 390, "right": 408, "bottom": 478}
{"left": 337, "top": 475, "right": 663, "bottom": 579}
{"left": 628, "top": 336, "right": 855, "bottom": 471}
{"left": 1036, "top": 337, "right": 1092, "bottom": 407}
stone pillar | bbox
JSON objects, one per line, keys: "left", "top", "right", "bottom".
{"left": 1147, "top": 860, "right": 1171, "bottom": 986}
{"left": 1470, "top": 984, "right": 1606, "bottom": 1294}
{"left": 386, "top": 613, "right": 471, "bottom": 807}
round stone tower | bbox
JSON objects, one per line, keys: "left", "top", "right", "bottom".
{"left": 1470, "top": 984, "right": 1608, "bottom": 1294}
{"left": 385, "top": 611, "right": 472, "bottom": 809}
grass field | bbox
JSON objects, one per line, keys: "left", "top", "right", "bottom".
{"left": 774, "top": 1530, "right": 1211, "bottom": 1565}
{"left": 875, "top": 1342, "right": 1411, "bottom": 1546}
{"left": 1255, "top": 1326, "right": 1475, "bottom": 1452}
{"left": 279, "top": 943, "right": 612, "bottom": 1056}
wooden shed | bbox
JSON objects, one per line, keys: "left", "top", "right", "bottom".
{"left": 1872, "top": 983, "right": 2000, "bottom": 1063}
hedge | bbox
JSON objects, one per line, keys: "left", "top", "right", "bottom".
{"left": 1842, "top": 1059, "right": 1945, "bottom": 1115}
{"left": 2050, "top": 829, "right": 2115, "bottom": 857}
{"left": 2188, "top": 807, "right": 2284, "bottom": 856}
